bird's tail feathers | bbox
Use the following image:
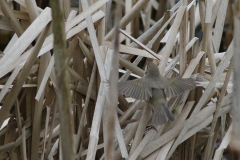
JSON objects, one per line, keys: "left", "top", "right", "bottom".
{"left": 150, "top": 104, "right": 167, "bottom": 126}
{"left": 150, "top": 104, "right": 174, "bottom": 126}
{"left": 163, "top": 105, "right": 174, "bottom": 121}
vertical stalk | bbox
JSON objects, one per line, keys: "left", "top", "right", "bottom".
{"left": 230, "top": 0, "right": 240, "bottom": 158}
{"left": 50, "top": 0, "right": 74, "bottom": 159}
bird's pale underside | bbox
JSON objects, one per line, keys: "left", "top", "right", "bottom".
{"left": 118, "top": 62, "right": 196, "bottom": 126}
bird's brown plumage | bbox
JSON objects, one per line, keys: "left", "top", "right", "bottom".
{"left": 118, "top": 62, "right": 196, "bottom": 126}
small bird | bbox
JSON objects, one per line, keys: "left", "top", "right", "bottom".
{"left": 118, "top": 62, "right": 196, "bottom": 126}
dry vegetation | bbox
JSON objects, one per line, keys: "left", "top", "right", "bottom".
{"left": 0, "top": 0, "right": 237, "bottom": 159}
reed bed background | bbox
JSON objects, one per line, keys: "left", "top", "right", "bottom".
{"left": 0, "top": 0, "right": 238, "bottom": 159}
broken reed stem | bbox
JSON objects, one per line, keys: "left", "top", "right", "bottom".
{"left": 179, "top": 1, "right": 188, "bottom": 77}
{"left": 104, "top": 0, "right": 150, "bottom": 41}
{"left": 0, "top": 8, "right": 52, "bottom": 79}
{"left": 139, "top": 103, "right": 216, "bottom": 158}
{"left": 128, "top": 102, "right": 151, "bottom": 156}
{"left": 140, "top": 101, "right": 231, "bottom": 159}
{"left": 203, "top": 60, "right": 233, "bottom": 160}
{"left": 0, "top": 0, "right": 235, "bottom": 159}
{"left": 118, "top": 2, "right": 182, "bottom": 81}
{"left": 166, "top": 41, "right": 234, "bottom": 159}
{"left": 81, "top": 0, "right": 107, "bottom": 81}
{"left": 213, "top": 123, "right": 232, "bottom": 160}
{"left": 156, "top": 102, "right": 195, "bottom": 160}
{"left": 213, "top": 0, "right": 229, "bottom": 52}
{"left": 0, "top": 23, "right": 50, "bottom": 130}
{"left": 50, "top": 0, "right": 74, "bottom": 159}
{"left": 158, "top": 6, "right": 186, "bottom": 75}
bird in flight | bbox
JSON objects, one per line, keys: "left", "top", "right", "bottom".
{"left": 118, "top": 62, "right": 196, "bottom": 126}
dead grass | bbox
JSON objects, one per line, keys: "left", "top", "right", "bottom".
{"left": 0, "top": 0, "right": 236, "bottom": 159}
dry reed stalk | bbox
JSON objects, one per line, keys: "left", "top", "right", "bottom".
{"left": 139, "top": 103, "right": 217, "bottom": 159}
{"left": 179, "top": 0, "right": 188, "bottom": 77}
{"left": 80, "top": 0, "right": 111, "bottom": 159}
{"left": 127, "top": 0, "right": 181, "bottom": 52}
{"left": 128, "top": 102, "right": 151, "bottom": 157}
{"left": 130, "top": 101, "right": 195, "bottom": 160}
{"left": 203, "top": 60, "right": 233, "bottom": 159}
{"left": 0, "top": 11, "right": 105, "bottom": 79}
{"left": 119, "top": 100, "right": 143, "bottom": 123}
{"left": 31, "top": 40, "right": 51, "bottom": 160}
{"left": 0, "top": 0, "right": 24, "bottom": 36}
{"left": 204, "top": 23, "right": 216, "bottom": 76}
{"left": 13, "top": 0, "right": 43, "bottom": 12}
{"left": 119, "top": 56, "right": 144, "bottom": 76}
{"left": 141, "top": 103, "right": 231, "bottom": 159}
{"left": 21, "top": 126, "right": 27, "bottom": 160}
{"left": 81, "top": 0, "right": 107, "bottom": 80}
{"left": 156, "top": 102, "right": 195, "bottom": 160}
{"left": 78, "top": 37, "right": 94, "bottom": 65}
{"left": 25, "top": 0, "right": 39, "bottom": 22}
{"left": 107, "top": 3, "right": 129, "bottom": 158}
{"left": 51, "top": 0, "right": 74, "bottom": 159}
{"left": 0, "top": 23, "right": 50, "bottom": 133}
{"left": 0, "top": 7, "right": 52, "bottom": 78}
{"left": 158, "top": 6, "right": 186, "bottom": 75}
{"left": 0, "top": 19, "right": 14, "bottom": 31}
{"left": 125, "top": 0, "right": 132, "bottom": 45}
{"left": 150, "top": 10, "right": 173, "bottom": 53}
{"left": 213, "top": 124, "right": 232, "bottom": 160}
{"left": 105, "top": 0, "right": 150, "bottom": 41}
{"left": 41, "top": 106, "right": 51, "bottom": 160}
{"left": 114, "top": 111, "right": 129, "bottom": 158}
{"left": 0, "top": 0, "right": 236, "bottom": 159}
{"left": 119, "top": 0, "right": 181, "bottom": 75}
{"left": 85, "top": 82, "right": 106, "bottom": 160}
{"left": 118, "top": 56, "right": 143, "bottom": 82}
{"left": 0, "top": 128, "right": 31, "bottom": 152}
{"left": 45, "top": 100, "right": 58, "bottom": 158}
{"left": 213, "top": 0, "right": 229, "bottom": 52}
{"left": 114, "top": 121, "right": 140, "bottom": 160}
{"left": 48, "top": 138, "right": 59, "bottom": 159}
{"left": 120, "top": 29, "right": 160, "bottom": 61}
{"left": 0, "top": 9, "right": 29, "bottom": 20}
{"left": 0, "top": 64, "right": 24, "bottom": 102}
{"left": 35, "top": 56, "right": 54, "bottom": 101}
{"left": 15, "top": 100, "right": 24, "bottom": 160}
{"left": 116, "top": 9, "right": 176, "bottom": 76}
{"left": 75, "top": 62, "right": 97, "bottom": 152}
{"left": 104, "top": 41, "right": 162, "bottom": 60}
{"left": 167, "top": 41, "right": 234, "bottom": 159}
{"left": 230, "top": 0, "right": 240, "bottom": 158}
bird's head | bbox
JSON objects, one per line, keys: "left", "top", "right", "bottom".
{"left": 145, "top": 62, "right": 160, "bottom": 77}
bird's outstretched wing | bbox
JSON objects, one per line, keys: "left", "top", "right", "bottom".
{"left": 163, "top": 77, "right": 196, "bottom": 98}
{"left": 118, "top": 78, "right": 152, "bottom": 101}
